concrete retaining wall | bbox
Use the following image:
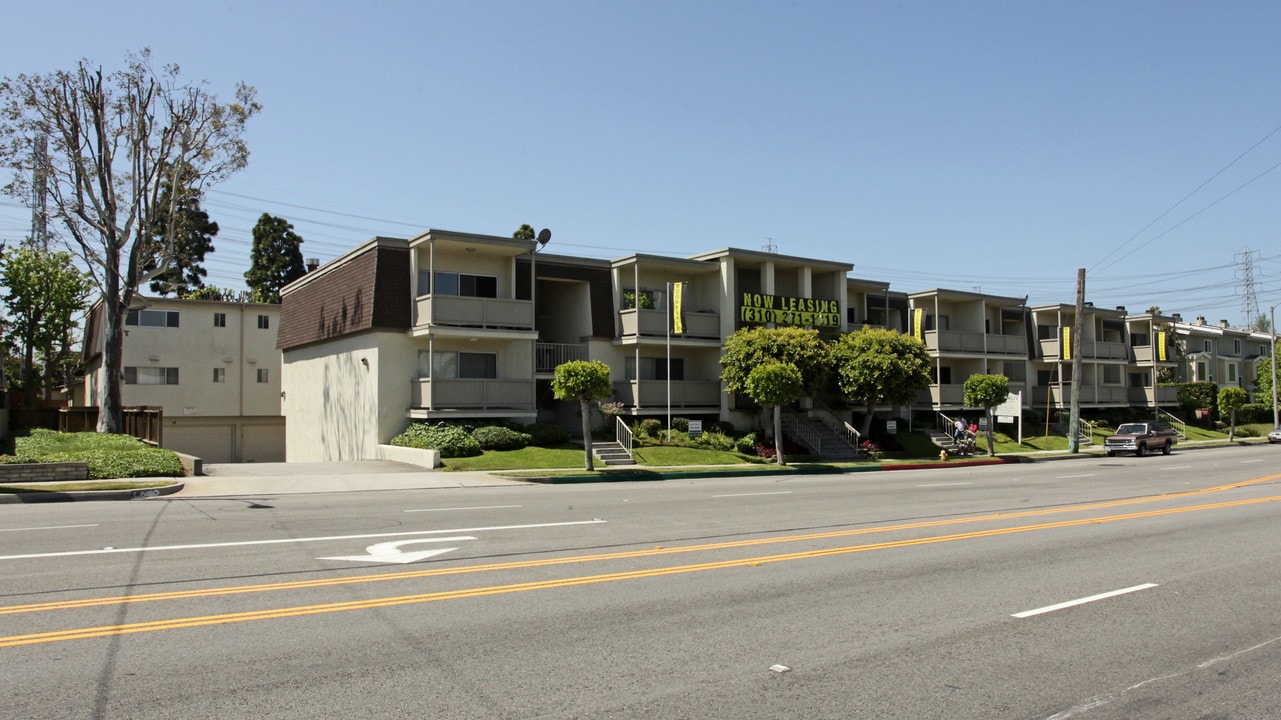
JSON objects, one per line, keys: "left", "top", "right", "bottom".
{"left": 376, "top": 445, "right": 440, "bottom": 469}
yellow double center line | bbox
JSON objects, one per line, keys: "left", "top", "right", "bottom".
{"left": 2, "top": 475, "right": 1278, "bottom": 648}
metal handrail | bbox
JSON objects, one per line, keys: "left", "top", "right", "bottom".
{"left": 1156, "top": 408, "right": 1187, "bottom": 440}
{"left": 615, "top": 416, "right": 634, "bottom": 457}
{"left": 809, "top": 398, "right": 863, "bottom": 451}
{"left": 781, "top": 411, "right": 823, "bottom": 455}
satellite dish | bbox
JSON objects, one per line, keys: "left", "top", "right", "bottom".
{"left": 536, "top": 228, "right": 552, "bottom": 247}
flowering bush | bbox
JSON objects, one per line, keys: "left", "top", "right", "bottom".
{"left": 860, "top": 439, "right": 882, "bottom": 459}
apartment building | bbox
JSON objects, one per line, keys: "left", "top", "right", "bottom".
{"left": 276, "top": 227, "right": 1275, "bottom": 461}
{"left": 82, "top": 296, "right": 285, "bottom": 462}
{"left": 907, "top": 289, "right": 1030, "bottom": 410}
{"left": 1174, "top": 316, "right": 1273, "bottom": 395}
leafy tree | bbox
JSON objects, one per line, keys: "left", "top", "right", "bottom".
{"left": 181, "top": 285, "right": 250, "bottom": 302}
{"left": 962, "top": 374, "right": 1009, "bottom": 456}
{"left": 0, "top": 49, "right": 259, "bottom": 432}
{"left": 1252, "top": 314, "right": 1271, "bottom": 334}
{"left": 831, "top": 327, "right": 932, "bottom": 437}
{"left": 0, "top": 247, "right": 93, "bottom": 406}
{"left": 1254, "top": 349, "right": 1277, "bottom": 414}
{"left": 745, "top": 361, "right": 805, "bottom": 465}
{"left": 720, "top": 326, "right": 830, "bottom": 398}
{"left": 552, "top": 360, "right": 613, "bottom": 471}
{"left": 144, "top": 163, "right": 219, "bottom": 296}
{"left": 244, "top": 213, "right": 305, "bottom": 303}
{"left": 512, "top": 224, "right": 535, "bottom": 240}
{"left": 720, "top": 326, "right": 830, "bottom": 442}
{"left": 1217, "top": 386, "right": 1248, "bottom": 442}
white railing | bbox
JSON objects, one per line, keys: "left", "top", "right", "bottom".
{"left": 1077, "top": 418, "right": 1094, "bottom": 446}
{"left": 1156, "top": 408, "right": 1188, "bottom": 440}
{"left": 782, "top": 411, "right": 823, "bottom": 456}
{"left": 615, "top": 416, "right": 634, "bottom": 458}
{"left": 536, "top": 342, "right": 588, "bottom": 373}
{"left": 809, "top": 399, "right": 862, "bottom": 453}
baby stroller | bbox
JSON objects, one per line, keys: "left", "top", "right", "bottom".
{"left": 955, "top": 431, "right": 977, "bottom": 456}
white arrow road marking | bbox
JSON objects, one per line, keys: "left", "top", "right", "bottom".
{"left": 319, "top": 536, "right": 476, "bottom": 564}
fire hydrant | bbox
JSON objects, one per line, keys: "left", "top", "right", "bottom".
{"left": 939, "top": 449, "right": 949, "bottom": 461}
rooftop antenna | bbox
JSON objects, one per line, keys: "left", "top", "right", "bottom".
{"left": 763, "top": 237, "right": 778, "bottom": 254}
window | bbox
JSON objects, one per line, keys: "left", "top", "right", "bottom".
{"left": 1103, "top": 365, "right": 1122, "bottom": 384}
{"left": 1037, "top": 324, "right": 1054, "bottom": 340}
{"left": 257, "top": 314, "right": 270, "bottom": 329}
{"left": 418, "top": 271, "right": 499, "bottom": 298}
{"left": 1003, "top": 361, "right": 1026, "bottom": 382}
{"left": 1130, "top": 332, "right": 1149, "bottom": 347}
{"left": 126, "top": 310, "right": 179, "bottom": 328}
{"left": 213, "top": 312, "right": 226, "bottom": 328}
{"left": 256, "top": 368, "right": 270, "bottom": 383}
{"left": 124, "top": 367, "right": 179, "bottom": 385}
{"left": 1233, "top": 339, "right": 1241, "bottom": 355}
{"left": 1227, "top": 364, "right": 1238, "bottom": 384}
{"left": 212, "top": 368, "right": 226, "bottom": 383}
{"left": 1196, "top": 360, "right": 1208, "bottom": 381}
{"left": 1129, "top": 373, "right": 1150, "bottom": 388}
{"left": 426, "top": 351, "right": 498, "bottom": 379}
{"left": 1203, "top": 339, "right": 1213, "bottom": 353}
{"left": 625, "top": 357, "right": 684, "bottom": 381}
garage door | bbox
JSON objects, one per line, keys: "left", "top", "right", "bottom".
{"left": 164, "top": 423, "right": 235, "bottom": 464}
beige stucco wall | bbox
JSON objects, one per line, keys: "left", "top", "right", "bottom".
{"left": 282, "top": 330, "right": 418, "bottom": 462}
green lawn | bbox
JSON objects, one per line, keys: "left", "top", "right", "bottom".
{"left": 439, "top": 444, "right": 589, "bottom": 471}
{"left": 632, "top": 445, "right": 757, "bottom": 466}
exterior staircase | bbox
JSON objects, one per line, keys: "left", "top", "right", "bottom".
{"left": 592, "top": 441, "right": 634, "bottom": 466}
{"left": 784, "top": 412, "right": 862, "bottom": 461}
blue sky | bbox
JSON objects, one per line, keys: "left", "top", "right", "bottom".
{"left": 3, "top": 1, "right": 1280, "bottom": 324}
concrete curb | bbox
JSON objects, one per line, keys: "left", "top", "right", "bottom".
{"left": 0, "top": 480, "right": 185, "bottom": 504}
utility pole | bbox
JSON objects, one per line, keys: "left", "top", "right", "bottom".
{"left": 1068, "top": 268, "right": 1085, "bottom": 453}
{"left": 30, "top": 135, "right": 49, "bottom": 250}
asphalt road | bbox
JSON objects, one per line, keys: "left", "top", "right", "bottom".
{"left": 3, "top": 445, "right": 1280, "bottom": 719}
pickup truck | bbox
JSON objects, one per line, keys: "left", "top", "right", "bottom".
{"left": 1104, "top": 422, "right": 1178, "bottom": 457}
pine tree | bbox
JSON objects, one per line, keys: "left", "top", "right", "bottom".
{"left": 145, "top": 165, "right": 219, "bottom": 296}
{"left": 244, "top": 213, "right": 306, "bottom": 303}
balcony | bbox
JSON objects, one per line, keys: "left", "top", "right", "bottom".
{"left": 925, "top": 331, "right": 1026, "bottom": 355}
{"left": 1032, "top": 385, "right": 1129, "bottom": 406}
{"left": 411, "top": 378, "right": 534, "bottom": 410}
{"left": 536, "top": 342, "right": 589, "bottom": 373}
{"left": 1127, "top": 386, "right": 1178, "bottom": 406}
{"left": 620, "top": 308, "right": 720, "bottom": 339}
{"left": 1038, "top": 339, "right": 1129, "bottom": 360}
{"left": 415, "top": 295, "right": 533, "bottom": 330}
{"left": 613, "top": 380, "right": 723, "bottom": 408}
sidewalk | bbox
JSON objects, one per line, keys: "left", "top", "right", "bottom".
{"left": 176, "top": 461, "right": 529, "bottom": 497}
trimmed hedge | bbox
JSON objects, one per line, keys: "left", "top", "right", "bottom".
{"left": 472, "top": 425, "right": 532, "bottom": 451}
{"left": 391, "top": 422, "right": 482, "bottom": 458}
{"left": 2, "top": 429, "right": 183, "bottom": 479}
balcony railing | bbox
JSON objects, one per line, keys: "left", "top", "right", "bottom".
{"left": 1126, "top": 386, "right": 1178, "bottom": 406}
{"left": 536, "top": 342, "right": 588, "bottom": 373}
{"left": 613, "top": 380, "right": 723, "bottom": 408}
{"left": 1032, "top": 385, "right": 1129, "bottom": 406}
{"left": 411, "top": 378, "right": 534, "bottom": 409}
{"left": 619, "top": 308, "right": 720, "bottom": 338}
{"left": 1038, "top": 339, "right": 1129, "bottom": 360}
{"left": 925, "top": 331, "right": 1026, "bottom": 355}
{"left": 415, "top": 295, "right": 533, "bottom": 330}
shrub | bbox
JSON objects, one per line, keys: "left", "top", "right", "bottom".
{"left": 670, "top": 417, "right": 689, "bottom": 432}
{"left": 472, "top": 425, "right": 532, "bottom": 451}
{"left": 523, "top": 422, "right": 569, "bottom": 447}
{"left": 735, "top": 432, "right": 758, "bottom": 455}
{"left": 637, "top": 418, "right": 663, "bottom": 438}
{"left": 391, "top": 422, "right": 482, "bottom": 458}
{"left": 712, "top": 420, "right": 736, "bottom": 435}
{"left": 694, "top": 430, "right": 736, "bottom": 452}
{"left": 8, "top": 429, "right": 183, "bottom": 479}
{"left": 1237, "top": 403, "right": 1273, "bottom": 424}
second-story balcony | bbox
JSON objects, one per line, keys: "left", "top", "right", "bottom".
{"left": 925, "top": 331, "right": 1026, "bottom": 356}
{"left": 415, "top": 295, "right": 533, "bottom": 331}
{"left": 620, "top": 308, "right": 720, "bottom": 339}
{"left": 1038, "top": 339, "right": 1129, "bottom": 361}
